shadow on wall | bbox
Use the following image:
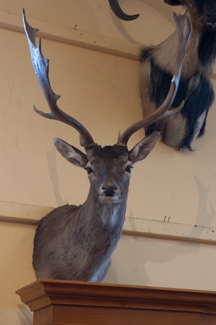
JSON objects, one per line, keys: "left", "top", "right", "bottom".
{"left": 103, "top": 234, "right": 203, "bottom": 287}
{"left": 109, "top": 0, "right": 177, "bottom": 44}
{"left": 46, "top": 147, "right": 68, "bottom": 207}
{"left": 17, "top": 304, "right": 33, "bottom": 325}
{"left": 0, "top": 223, "right": 35, "bottom": 325}
{"left": 193, "top": 176, "right": 215, "bottom": 230}
{"left": 104, "top": 173, "right": 215, "bottom": 287}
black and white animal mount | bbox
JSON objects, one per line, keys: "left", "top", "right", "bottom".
{"left": 109, "top": 0, "right": 216, "bottom": 150}
{"left": 22, "top": 9, "right": 190, "bottom": 282}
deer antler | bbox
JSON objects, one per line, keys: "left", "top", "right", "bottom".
{"left": 117, "top": 12, "right": 191, "bottom": 146}
{"left": 22, "top": 8, "right": 95, "bottom": 148}
{"left": 23, "top": 9, "right": 190, "bottom": 149}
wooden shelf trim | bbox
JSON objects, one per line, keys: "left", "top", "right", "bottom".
{"left": 16, "top": 279, "right": 216, "bottom": 314}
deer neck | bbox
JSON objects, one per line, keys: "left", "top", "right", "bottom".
{"left": 154, "top": 29, "right": 198, "bottom": 79}
{"left": 154, "top": 21, "right": 213, "bottom": 79}
{"left": 80, "top": 187, "right": 128, "bottom": 233}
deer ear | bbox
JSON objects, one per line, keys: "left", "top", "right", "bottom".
{"left": 128, "top": 131, "right": 160, "bottom": 164}
{"left": 53, "top": 137, "right": 88, "bottom": 168}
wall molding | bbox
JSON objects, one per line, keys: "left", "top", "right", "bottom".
{"left": 1, "top": 10, "right": 216, "bottom": 78}
{"left": 0, "top": 215, "right": 39, "bottom": 226}
{"left": 0, "top": 10, "right": 139, "bottom": 60}
{"left": 1, "top": 212, "right": 216, "bottom": 245}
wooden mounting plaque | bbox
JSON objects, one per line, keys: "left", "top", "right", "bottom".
{"left": 16, "top": 280, "right": 216, "bottom": 325}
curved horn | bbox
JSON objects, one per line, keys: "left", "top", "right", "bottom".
{"left": 22, "top": 9, "right": 95, "bottom": 148}
{"left": 117, "top": 12, "right": 192, "bottom": 145}
{"left": 164, "top": 0, "right": 182, "bottom": 6}
{"left": 108, "top": 0, "right": 140, "bottom": 21}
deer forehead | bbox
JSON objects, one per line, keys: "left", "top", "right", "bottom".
{"left": 86, "top": 145, "right": 130, "bottom": 167}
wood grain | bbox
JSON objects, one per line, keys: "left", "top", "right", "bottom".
{"left": 16, "top": 280, "right": 216, "bottom": 325}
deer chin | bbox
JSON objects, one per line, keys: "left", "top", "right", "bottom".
{"left": 205, "top": 22, "right": 216, "bottom": 30}
{"left": 98, "top": 195, "right": 121, "bottom": 205}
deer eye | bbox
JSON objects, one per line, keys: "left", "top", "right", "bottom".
{"left": 125, "top": 165, "right": 133, "bottom": 173}
{"left": 85, "top": 167, "right": 93, "bottom": 175}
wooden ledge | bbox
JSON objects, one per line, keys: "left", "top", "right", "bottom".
{"left": 17, "top": 279, "right": 216, "bottom": 313}
{"left": 16, "top": 280, "right": 216, "bottom": 324}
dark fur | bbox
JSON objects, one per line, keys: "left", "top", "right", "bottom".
{"left": 142, "top": 50, "right": 214, "bottom": 149}
{"left": 198, "top": 30, "right": 216, "bottom": 66}
{"left": 140, "top": 0, "right": 216, "bottom": 149}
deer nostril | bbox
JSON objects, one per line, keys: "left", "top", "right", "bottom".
{"left": 101, "top": 184, "right": 118, "bottom": 196}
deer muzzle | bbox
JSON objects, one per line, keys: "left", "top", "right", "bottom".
{"left": 98, "top": 183, "right": 121, "bottom": 204}
{"left": 101, "top": 183, "right": 119, "bottom": 197}
{"left": 204, "top": 10, "right": 216, "bottom": 29}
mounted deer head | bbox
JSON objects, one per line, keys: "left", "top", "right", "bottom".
{"left": 22, "top": 9, "right": 190, "bottom": 281}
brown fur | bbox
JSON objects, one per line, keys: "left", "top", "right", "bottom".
{"left": 140, "top": 1, "right": 215, "bottom": 149}
{"left": 33, "top": 134, "right": 160, "bottom": 282}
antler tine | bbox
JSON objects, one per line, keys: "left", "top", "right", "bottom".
{"left": 117, "top": 12, "right": 192, "bottom": 146}
{"left": 22, "top": 8, "right": 95, "bottom": 148}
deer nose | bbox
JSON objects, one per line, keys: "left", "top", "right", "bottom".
{"left": 100, "top": 183, "right": 119, "bottom": 197}
{"left": 205, "top": 11, "right": 216, "bottom": 25}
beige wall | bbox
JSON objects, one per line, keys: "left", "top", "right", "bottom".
{"left": 1, "top": 1, "right": 216, "bottom": 324}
